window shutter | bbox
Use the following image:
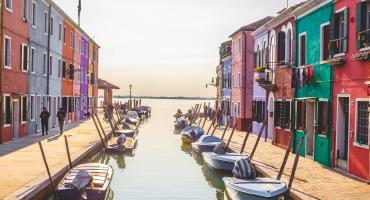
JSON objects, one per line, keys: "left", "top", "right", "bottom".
{"left": 356, "top": 3, "right": 363, "bottom": 49}
{"left": 253, "top": 52, "right": 257, "bottom": 67}
{"left": 274, "top": 101, "right": 280, "bottom": 127}
{"left": 265, "top": 47, "right": 269, "bottom": 67}
{"left": 343, "top": 8, "right": 349, "bottom": 53}
{"left": 286, "top": 101, "right": 291, "bottom": 129}
{"left": 329, "top": 15, "right": 336, "bottom": 57}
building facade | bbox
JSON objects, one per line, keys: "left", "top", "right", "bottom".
{"left": 220, "top": 41, "right": 232, "bottom": 126}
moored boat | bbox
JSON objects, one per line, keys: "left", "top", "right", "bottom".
{"left": 57, "top": 163, "right": 113, "bottom": 200}
{"left": 106, "top": 137, "right": 136, "bottom": 154}
{"left": 174, "top": 117, "right": 189, "bottom": 130}
{"left": 116, "top": 129, "right": 137, "bottom": 138}
{"left": 180, "top": 125, "right": 204, "bottom": 144}
{"left": 191, "top": 135, "right": 222, "bottom": 153}
{"left": 203, "top": 152, "right": 244, "bottom": 172}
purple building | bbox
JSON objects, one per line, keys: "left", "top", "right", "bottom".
{"left": 80, "top": 36, "right": 89, "bottom": 119}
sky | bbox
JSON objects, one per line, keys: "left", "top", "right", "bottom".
{"left": 54, "top": 0, "right": 304, "bottom": 97}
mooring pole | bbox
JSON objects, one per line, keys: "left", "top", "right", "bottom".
{"left": 197, "top": 116, "right": 203, "bottom": 127}
{"left": 288, "top": 136, "right": 304, "bottom": 189}
{"left": 38, "top": 141, "right": 56, "bottom": 197}
{"left": 64, "top": 135, "right": 73, "bottom": 169}
{"left": 224, "top": 122, "right": 237, "bottom": 153}
{"left": 104, "top": 106, "right": 116, "bottom": 136}
{"left": 92, "top": 114, "right": 107, "bottom": 150}
{"left": 211, "top": 108, "right": 224, "bottom": 136}
{"left": 277, "top": 134, "right": 295, "bottom": 180}
{"left": 201, "top": 115, "right": 207, "bottom": 129}
{"left": 220, "top": 120, "right": 229, "bottom": 140}
{"left": 240, "top": 124, "right": 252, "bottom": 154}
{"left": 95, "top": 113, "right": 109, "bottom": 142}
{"left": 249, "top": 121, "right": 266, "bottom": 160}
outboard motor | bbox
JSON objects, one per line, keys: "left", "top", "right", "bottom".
{"left": 232, "top": 157, "right": 256, "bottom": 179}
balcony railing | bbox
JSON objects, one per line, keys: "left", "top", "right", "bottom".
{"left": 329, "top": 37, "right": 346, "bottom": 56}
{"left": 357, "top": 29, "right": 370, "bottom": 49}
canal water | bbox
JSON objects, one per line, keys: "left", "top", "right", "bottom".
{"left": 87, "top": 99, "right": 230, "bottom": 200}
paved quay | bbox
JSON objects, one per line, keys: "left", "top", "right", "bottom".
{"left": 203, "top": 120, "right": 370, "bottom": 200}
{"left": 0, "top": 115, "right": 111, "bottom": 200}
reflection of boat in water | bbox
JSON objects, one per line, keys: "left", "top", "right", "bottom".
{"left": 201, "top": 164, "right": 227, "bottom": 191}
{"left": 190, "top": 150, "right": 204, "bottom": 165}
{"left": 180, "top": 144, "right": 191, "bottom": 154}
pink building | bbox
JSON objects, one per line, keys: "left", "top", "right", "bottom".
{"left": 229, "top": 17, "right": 273, "bottom": 131}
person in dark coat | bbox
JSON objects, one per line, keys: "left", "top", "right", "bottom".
{"left": 57, "top": 107, "right": 66, "bottom": 135}
{"left": 40, "top": 107, "right": 50, "bottom": 136}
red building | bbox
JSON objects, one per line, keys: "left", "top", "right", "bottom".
{"left": 331, "top": 0, "right": 369, "bottom": 181}
{"left": 1, "top": 0, "right": 29, "bottom": 142}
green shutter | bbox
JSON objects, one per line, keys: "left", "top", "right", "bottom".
{"left": 329, "top": 15, "right": 335, "bottom": 57}
{"left": 356, "top": 3, "right": 362, "bottom": 49}
{"left": 343, "top": 8, "right": 348, "bottom": 53}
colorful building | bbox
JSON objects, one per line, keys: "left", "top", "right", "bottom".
{"left": 330, "top": 0, "right": 369, "bottom": 180}
{"left": 220, "top": 41, "right": 232, "bottom": 126}
{"left": 1, "top": 0, "right": 99, "bottom": 143}
{"left": 229, "top": 17, "right": 272, "bottom": 131}
{"left": 293, "top": 0, "right": 333, "bottom": 166}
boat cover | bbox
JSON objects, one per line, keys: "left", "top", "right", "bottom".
{"left": 117, "top": 134, "right": 126, "bottom": 146}
{"left": 213, "top": 141, "right": 226, "bottom": 154}
{"left": 175, "top": 117, "right": 189, "bottom": 126}
{"left": 204, "top": 152, "right": 244, "bottom": 163}
{"left": 232, "top": 157, "right": 256, "bottom": 179}
{"left": 70, "top": 170, "right": 92, "bottom": 190}
{"left": 181, "top": 126, "right": 204, "bottom": 140}
{"left": 223, "top": 177, "right": 288, "bottom": 198}
{"left": 198, "top": 135, "right": 221, "bottom": 143}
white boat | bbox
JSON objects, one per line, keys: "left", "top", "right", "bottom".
{"left": 203, "top": 152, "right": 245, "bottom": 172}
{"left": 223, "top": 177, "right": 288, "bottom": 200}
{"left": 191, "top": 135, "right": 221, "bottom": 153}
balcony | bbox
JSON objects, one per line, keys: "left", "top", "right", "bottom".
{"left": 255, "top": 69, "right": 276, "bottom": 91}
{"left": 357, "top": 29, "right": 370, "bottom": 49}
{"left": 329, "top": 37, "right": 346, "bottom": 56}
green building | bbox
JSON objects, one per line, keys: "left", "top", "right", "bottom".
{"left": 293, "top": 0, "right": 334, "bottom": 166}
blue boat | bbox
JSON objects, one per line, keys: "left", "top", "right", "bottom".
{"left": 181, "top": 125, "right": 204, "bottom": 143}
{"left": 57, "top": 163, "right": 113, "bottom": 200}
{"left": 203, "top": 152, "right": 245, "bottom": 172}
{"left": 174, "top": 117, "right": 189, "bottom": 130}
{"left": 191, "top": 135, "right": 222, "bottom": 153}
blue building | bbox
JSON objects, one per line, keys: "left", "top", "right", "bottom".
{"left": 219, "top": 41, "right": 232, "bottom": 126}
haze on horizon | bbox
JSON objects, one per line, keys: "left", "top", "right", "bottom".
{"left": 54, "top": 0, "right": 304, "bottom": 97}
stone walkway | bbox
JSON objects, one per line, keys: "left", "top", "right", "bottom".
{"left": 0, "top": 115, "right": 111, "bottom": 199}
{"left": 204, "top": 121, "right": 370, "bottom": 200}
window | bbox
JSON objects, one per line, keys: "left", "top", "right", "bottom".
{"left": 277, "top": 31, "right": 286, "bottom": 62}
{"left": 32, "top": 2, "right": 37, "bottom": 27}
{"left": 58, "top": 24, "right": 62, "bottom": 41}
{"left": 237, "top": 37, "right": 241, "bottom": 55}
{"left": 44, "top": 12, "right": 48, "bottom": 34}
{"left": 321, "top": 23, "right": 330, "bottom": 61}
{"left": 295, "top": 101, "right": 306, "bottom": 130}
{"left": 299, "top": 34, "right": 306, "bottom": 66}
{"left": 3, "top": 95, "right": 12, "bottom": 125}
{"left": 286, "top": 29, "right": 292, "bottom": 64}
{"left": 63, "top": 26, "right": 66, "bottom": 44}
{"left": 4, "top": 36, "right": 11, "bottom": 68}
{"left": 238, "top": 73, "right": 241, "bottom": 88}
{"left": 356, "top": 2, "right": 370, "bottom": 49}
{"left": 69, "top": 64, "right": 74, "bottom": 80}
{"left": 70, "top": 31, "right": 73, "bottom": 48}
{"left": 30, "top": 47, "right": 35, "bottom": 72}
{"left": 21, "top": 43, "right": 29, "bottom": 71}
{"left": 21, "top": 96, "right": 27, "bottom": 122}
{"left": 50, "top": 17, "right": 54, "bottom": 36}
{"left": 58, "top": 59, "right": 61, "bottom": 78}
{"left": 330, "top": 8, "right": 348, "bottom": 55}
{"left": 356, "top": 101, "right": 369, "bottom": 145}
{"left": 5, "top": 0, "right": 12, "bottom": 11}
{"left": 43, "top": 53, "right": 47, "bottom": 75}
{"left": 22, "top": 0, "right": 28, "bottom": 21}
{"left": 232, "top": 75, "right": 235, "bottom": 87}
{"left": 49, "top": 55, "right": 53, "bottom": 76}
{"left": 253, "top": 100, "right": 265, "bottom": 123}
{"left": 317, "top": 101, "right": 330, "bottom": 136}
{"left": 30, "top": 95, "right": 35, "bottom": 121}
{"left": 62, "top": 61, "right": 66, "bottom": 78}
{"left": 274, "top": 101, "right": 291, "bottom": 129}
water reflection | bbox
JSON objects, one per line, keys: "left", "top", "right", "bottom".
{"left": 191, "top": 150, "right": 204, "bottom": 165}
{"left": 90, "top": 151, "right": 127, "bottom": 169}
{"left": 181, "top": 143, "right": 192, "bottom": 155}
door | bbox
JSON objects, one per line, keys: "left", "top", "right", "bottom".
{"left": 336, "top": 97, "right": 349, "bottom": 171}
{"left": 12, "top": 100, "right": 19, "bottom": 139}
{"left": 36, "top": 96, "right": 41, "bottom": 132}
{"left": 267, "top": 95, "right": 274, "bottom": 140}
{"left": 306, "top": 101, "right": 315, "bottom": 159}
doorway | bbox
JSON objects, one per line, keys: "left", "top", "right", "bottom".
{"left": 336, "top": 96, "right": 349, "bottom": 171}
{"left": 12, "top": 100, "right": 19, "bottom": 139}
{"left": 306, "top": 101, "right": 315, "bottom": 159}
{"left": 267, "top": 94, "right": 274, "bottom": 141}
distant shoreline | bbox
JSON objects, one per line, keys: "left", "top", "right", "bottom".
{"left": 98, "top": 96, "right": 215, "bottom": 100}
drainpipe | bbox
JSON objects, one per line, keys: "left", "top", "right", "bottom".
{"left": 243, "top": 32, "right": 247, "bottom": 131}
{"left": 46, "top": 5, "right": 51, "bottom": 96}
{"left": 0, "top": 0, "right": 3, "bottom": 143}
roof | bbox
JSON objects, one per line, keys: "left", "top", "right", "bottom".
{"left": 97, "top": 78, "right": 120, "bottom": 89}
{"left": 229, "top": 16, "right": 274, "bottom": 37}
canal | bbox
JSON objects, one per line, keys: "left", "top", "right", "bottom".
{"left": 87, "top": 99, "right": 228, "bottom": 200}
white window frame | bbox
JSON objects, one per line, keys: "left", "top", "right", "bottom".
{"left": 298, "top": 32, "right": 307, "bottom": 67}
{"left": 4, "top": 36, "right": 11, "bottom": 69}
{"left": 354, "top": 98, "right": 370, "bottom": 149}
{"left": 43, "top": 52, "right": 47, "bottom": 76}
{"left": 30, "top": 95, "right": 35, "bottom": 121}
{"left": 21, "top": 43, "right": 29, "bottom": 72}
{"left": 58, "top": 23, "right": 62, "bottom": 42}
{"left": 31, "top": 1, "right": 37, "bottom": 28}
{"left": 50, "top": 16, "right": 54, "bottom": 36}
{"left": 22, "top": 0, "right": 28, "bottom": 22}
{"left": 58, "top": 59, "right": 62, "bottom": 79}
{"left": 3, "top": 94, "right": 11, "bottom": 127}
{"left": 5, "top": 0, "right": 13, "bottom": 12}
{"left": 30, "top": 47, "right": 36, "bottom": 73}
{"left": 320, "top": 22, "right": 330, "bottom": 62}
{"left": 44, "top": 11, "right": 48, "bottom": 35}
{"left": 21, "top": 95, "right": 28, "bottom": 123}
{"left": 63, "top": 26, "right": 66, "bottom": 44}
{"left": 49, "top": 55, "right": 53, "bottom": 76}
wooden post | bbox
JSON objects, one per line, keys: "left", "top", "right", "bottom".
{"left": 240, "top": 124, "right": 252, "bottom": 154}
{"left": 249, "top": 121, "right": 266, "bottom": 160}
{"left": 95, "top": 113, "right": 109, "bottom": 142}
{"left": 104, "top": 106, "right": 116, "bottom": 135}
{"left": 197, "top": 116, "right": 203, "bottom": 127}
{"left": 92, "top": 114, "right": 107, "bottom": 150}
{"left": 201, "top": 116, "right": 207, "bottom": 129}
{"left": 224, "top": 122, "right": 237, "bottom": 153}
{"left": 220, "top": 120, "right": 229, "bottom": 140}
{"left": 288, "top": 136, "right": 304, "bottom": 189}
{"left": 64, "top": 135, "right": 73, "bottom": 169}
{"left": 139, "top": 99, "right": 141, "bottom": 106}
{"left": 38, "top": 142, "right": 56, "bottom": 196}
{"left": 277, "top": 135, "right": 295, "bottom": 180}
{"left": 211, "top": 108, "right": 224, "bottom": 136}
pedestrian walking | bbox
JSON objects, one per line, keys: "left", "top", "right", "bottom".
{"left": 40, "top": 107, "right": 50, "bottom": 136}
{"left": 57, "top": 107, "right": 66, "bottom": 135}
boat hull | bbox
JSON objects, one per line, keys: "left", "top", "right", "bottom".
{"left": 181, "top": 136, "right": 192, "bottom": 144}
{"left": 203, "top": 152, "right": 243, "bottom": 172}
{"left": 191, "top": 142, "right": 219, "bottom": 153}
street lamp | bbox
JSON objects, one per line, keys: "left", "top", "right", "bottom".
{"left": 129, "top": 84, "right": 132, "bottom": 109}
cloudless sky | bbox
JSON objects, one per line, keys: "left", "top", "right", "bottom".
{"left": 54, "top": 0, "right": 304, "bottom": 97}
